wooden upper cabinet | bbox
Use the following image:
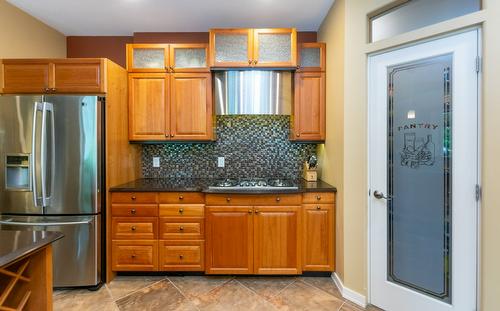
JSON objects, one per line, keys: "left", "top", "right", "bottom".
{"left": 253, "top": 28, "right": 297, "bottom": 68}
{"left": 291, "top": 72, "right": 326, "bottom": 142}
{"left": 169, "top": 44, "right": 209, "bottom": 72}
{"left": 253, "top": 206, "right": 301, "bottom": 274}
{"left": 128, "top": 73, "right": 169, "bottom": 141}
{"left": 1, "top": 59, "right": 105, "bottom": 94}
{"left": 205, "top": 207, "right": 254, "bottom": 274}
{"left": 297, "top": 42, "right": 326, "bottom": 72}
{"left": 127, "top": 44, "right": 169, "bottom": 72}
{"left": 170, "top": 73, "right": 213, "bottom": 141}
{"left": 53, "top": 59, "right": 104, "bottom": 93}
{"left": 302, "top": 204, "right": 334, "bottom": 271}
{"left": 209, "top": 29, "right": 253, "bottom": 67}
{"left": 209, "top": 28, "right": 297, "bottom": 68}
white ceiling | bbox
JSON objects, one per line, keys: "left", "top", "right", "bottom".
{"left": 7, "top": 0, "right": 335, "bottom": 36}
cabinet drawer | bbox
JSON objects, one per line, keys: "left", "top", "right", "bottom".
{"left": 111, "top": 192, "right": 157, "bottom": 204}
{"left": 159, "top": 240, "right": 204, "bottom": 271}
{"left": 159, "top": 204, "right": 204, "bottom": 217}
{"left": 112, "top": 240, "right": 158, "bottom": 271}
{"left": 159, "top": 192, "right": 205, "bottom": 204}
{"left": 206, "top": 194, "right": 301, "bottom": 206}
{"left": 302, "top": 192, "right": 335, "bottom": 204}
{"left": 159, "top": 218, "right": 204, "bottom": 240}
{"left": 112, "top": 217, "right": 157, "bottom": 240}
{"left": 112, "top": 204, "right": 158, "bottom": 217}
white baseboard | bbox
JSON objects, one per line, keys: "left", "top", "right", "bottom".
{"left": 331, "top": 272, "right": 367, "bottom": 308}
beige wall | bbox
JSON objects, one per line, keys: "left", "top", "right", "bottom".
{"left": 318, "top": 0, "right": 500, "bottom": 309}
{"left": 0, "top": 0, "right": 66, "bottom": 58}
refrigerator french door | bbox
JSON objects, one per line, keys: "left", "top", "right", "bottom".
{"left": 0, "top": 95, "right": 102, "bottom": 288}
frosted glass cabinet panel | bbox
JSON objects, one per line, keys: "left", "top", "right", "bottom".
{"left": 254, "top": 29, "right": 297, "bottom": 67}
{"left": 170, "top": 44, "right": 209, "bottom": 72}
{"left": 298, "top": 42, "right": 326, "bottom": 72}
{"left": 210, "top": 29, "right": 253, "bottom": 67}
{"left": 127, "top": 44, "right": 169, "bottom": 72}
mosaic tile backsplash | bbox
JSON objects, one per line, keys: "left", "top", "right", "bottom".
{"left": 142, "top": 115, "right": 317, "bottom": 179}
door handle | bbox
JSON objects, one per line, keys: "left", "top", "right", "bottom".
{"left": 31, "top": 102, "right": 44, "bottom": 207}
{"left": 0, "top": 219, "right": 93, "bottom": 226}
{"left": 373, "top": 191, "right": 392, "bottom": 200}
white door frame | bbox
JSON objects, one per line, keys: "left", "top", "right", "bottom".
{"left": 367, "top": 28, "right": 481, "bottom": 310}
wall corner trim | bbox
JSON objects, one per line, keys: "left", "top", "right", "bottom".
{"left": 331, "top": 272, "right": 367, "bottom": 308}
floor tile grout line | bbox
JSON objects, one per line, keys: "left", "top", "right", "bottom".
{"left": 111, "top": 276, "right": 169, "bottom": 302}
{"left": 271, "top": 277, "right": 299, "bottom": 298}
{"left": 297, "top": 277, "right": 344, "bottom": 300}
{"left": 231, "top": 278, "right": 280, "bottom": 311}
{"left": 338, "top": 300, "right": 347, "bottom": 311}
{"left": 165, "top": 276, "right": 202, "bottom": 311}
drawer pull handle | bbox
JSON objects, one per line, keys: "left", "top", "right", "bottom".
{"left": 276, "top": 197, "right": 281, "bottom": 202}
{"left": 179, "top": 208, "right": 184, "bottom": 214}
{"left": 179, "top": 195, "right": 184, "bottom": 200}
{"left": 316, "top": 206, "right": 321, "bottom": 210}
{"left": 130, "top": 209, "right": 136, "bottom": 215}
{"left": 179, "top": 226, "right": 184, "bottom": 231}
{"left": 131, "top": 226, "right": 136, "bottom": 231}
{"left": 316, "top": 195, "right": 322, "bottom": 200}
{"left": 131, "top": 196, "right": 137, "bottom": 201}
{"left": 131, "top": 254, "right": 136, "bottom": 258}
{"left": 179, "top": 255, "right": 184, "bottom": 260}
{"left": 226, "top": 197, "right": 231, "bottom": 202}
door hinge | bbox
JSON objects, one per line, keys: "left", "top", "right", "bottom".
{"left": 475, "top": 56, "right": 482, "bottom": 73}
{"left": 475, "top": 184, "right": 482, "bottom": 202}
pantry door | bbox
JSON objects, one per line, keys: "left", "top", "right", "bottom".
{"left": 368, "top": 30, "right": 479, "bottom": 311}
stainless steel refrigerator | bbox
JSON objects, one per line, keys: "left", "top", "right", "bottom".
{"left": 0, "top": 95, "right": 102, "bottom": 288}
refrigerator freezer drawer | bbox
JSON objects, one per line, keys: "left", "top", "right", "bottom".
{"left": 0, "top": 215, "right": 101, "bottom": 287}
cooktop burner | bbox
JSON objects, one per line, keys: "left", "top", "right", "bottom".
{"left": 209, "top": 178, "right": 298, "bottom": 190}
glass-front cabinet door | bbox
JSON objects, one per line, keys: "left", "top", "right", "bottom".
{"left": 209, "top": 29, "right": 253, "bottom": 67}
{"left": 169, "top": 44, "right": 209, "bottom": 72}
{"left": 297, "top": 42, "right": 325, "bottom": 72}
{"left": 127, "top": 44, "right": 169, "bottom": 72}
{"left": 253, "top": 28, "right": 297, "bottom": 68}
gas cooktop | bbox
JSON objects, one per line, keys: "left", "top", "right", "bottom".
{"left": 209, "top": 178, "right": 299, "bottom": 190}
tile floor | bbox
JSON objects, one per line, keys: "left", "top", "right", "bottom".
{"left": 53, "top": 275, "right": 383, "bottom": 311}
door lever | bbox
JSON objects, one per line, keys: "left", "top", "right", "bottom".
{"left": 373, "top": 191, "right": 392, "bottom": 200}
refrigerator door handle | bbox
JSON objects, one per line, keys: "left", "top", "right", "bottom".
{"left": 31, "top": 102, "right": 44, "bottom": 208}
{"left": 0, "top": 219, "right": 93, "bottom": 226}
{"left": 43, "top": 102, "right": 55, "bottom": 205}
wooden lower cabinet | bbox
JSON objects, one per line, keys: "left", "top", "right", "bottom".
{"left": 159, "top": 240, "right": 204, "bottom": 271}
{"left": 112, "top": 240, "right": 158, "bottom": 271}
{"left": 302, "top": 204, "right": 334, "bottom": 271}
{"left": 254, "top": 206, "right": 301, "bottom": 274}
{"left": 205, "top": 207, "right": 254, "bottom": 274}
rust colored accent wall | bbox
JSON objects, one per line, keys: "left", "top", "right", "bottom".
{"left": 67, "top": 36, "right": 132, "bottom": 67}
{"left": 67, "top": 31, "right": 317, "bottom": 68}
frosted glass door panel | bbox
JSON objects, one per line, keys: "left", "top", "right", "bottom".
{"left": 174, "top": 48, "right": 207, "bottom": 69}
{"left": 257, "top": 33, "right": 291, "bottom": 63}
{"left": 214, "top": 34, "right": 249, "bottom": 63}
{"left": 387, "top": 54, "right": 452, "bottom": 302}
{"left": 133, "top": 48, "right": 165, "bottom": 69}
{"left": 300, "top": 48, "right": 321, "bottom": 68}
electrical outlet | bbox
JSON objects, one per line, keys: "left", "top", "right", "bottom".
{"left": 153, "top": 157, "right": 160, "bottom": 168}
{"left": 217, "top": 157, "right": 225, "bottom": 168}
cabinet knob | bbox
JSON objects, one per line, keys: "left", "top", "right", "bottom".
{"left": 170, "top": 133, "right": 175, "bottom": 137}
{"left": 296, "top": 66, "right": 301, "bottom": 70}
{"left": 131, "top": 226, "right": 136, "bottom": 231}
{"left": 255, "top": 210, "right": 260, "bottom": 214}
{"left": 276, "top": 197, "right": 281, "bottom": 202}
{"left": 131, "top": 254, "right": 136, "bottom": 258}
{"left": 44, "top": 87, "right": 50, "bottom": 93}
{"left": 248, "top": 60, "right": 252, "bottom": 64}
{"left": 179, "top": 195, "right": 184, "bottom": 200}
{"left": 179, "top": 254, "right": 184, "bottom": 260}
{"left": 253, "top": 60, "right": 258, "bottom": 65}
{"left": 316, "top": 195, "right": 322, "bottom": 201}
{"left": 296, "top": 133, "right": 300, "bottom": 137}
{"left": 131, "top": 195, "right": 136, "bottom": 201}
{"left": 51, "top": 88, "right": 56, "bottom": 92}
{"left": 316, "top": 206, "right": 321, "bottom": 210}
{"left": 248, "top": 210, "right": 253, "bottom": 214}
{"left": 179, "top": 226, "right": 184, "bottom": 231}
{"left": 226, "top": 197, "right": 231, "bottom": 202}
{"left": 179, "top": 208, "right": 184, "bottom": 214}
{"left": 130, "top": 209, "right": 136, "bottom": 215}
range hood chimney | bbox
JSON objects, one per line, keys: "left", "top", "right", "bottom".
{"left": 214, "top": 70, "right": 292, "bottom": 115}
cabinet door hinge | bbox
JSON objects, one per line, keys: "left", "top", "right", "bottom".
{"left": 475, "top": 56, "right": 482, "bottom": 73}
{"left": 475, "top": 184, "right": 482, "bottom": 202}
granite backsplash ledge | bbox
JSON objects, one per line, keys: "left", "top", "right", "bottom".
{"left": 142, "top": 115, "right": 317, "bottom": 179}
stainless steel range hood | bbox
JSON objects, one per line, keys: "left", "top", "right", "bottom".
{"left": 214, "top": 71, "right": 292, "bottom": 115}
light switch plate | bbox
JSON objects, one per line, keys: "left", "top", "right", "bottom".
{"left": 217, "top": 157, "right": 225, "bottom": 168}
{"left": 153, "top": 157, "right": 160, "bottom": 168}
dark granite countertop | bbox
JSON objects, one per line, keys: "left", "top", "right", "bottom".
{"left": 0, "top": 230, "right": 64, "bottom": 267}
{"left": 110, "top": 178, "right": 336, "bottom": 194}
